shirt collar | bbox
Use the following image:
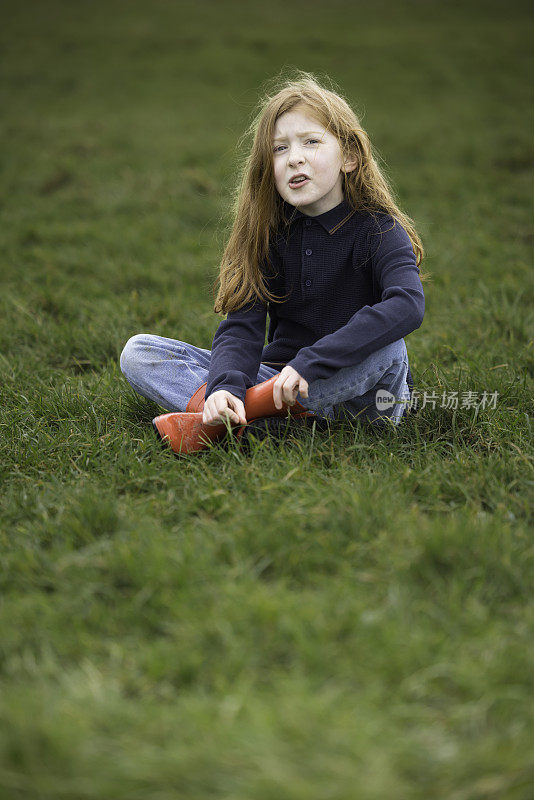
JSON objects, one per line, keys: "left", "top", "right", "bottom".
{"left": 283, "top": 197, "right": 357, "bottom": 234}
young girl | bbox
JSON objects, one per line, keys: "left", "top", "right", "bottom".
{"left": 120, "top": 71, "right": 427, "bottom": 453}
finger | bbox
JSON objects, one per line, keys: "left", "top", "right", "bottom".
{"left": 283, "top": 389, "right": 294, "bottom": 406}
{"left": 207, "top": 399, "right": 228, "bottom": 426}
{"left": 223, "top": 401, "right": 241, "bottom": 425}
{"left": 273, "top": 378, "right": 283, "bottom": 410}
{"left": 276, "top": 372, "right": 289, "bottom": 402}
{"left": 235, "top": 401, "right": 247, "bottom": 425}
{"left": 280, "top": 384, "right": 290, "bottom": 408}
{"left": 226, "top": 398, "right": 244, "bottom": 425}
{"left": 214, "top": 398, "right": 228, "bottom": 417}
{"left": 299, "top": 380, "right": 309, "bottom": 399}
{"left": 278, "top": 381, "right": 291, "bottom": 408}
{"left": 283, "top": 381, "right": 298, "bottom": 406}
{"left": 203, "top": 402, "right": 216, "bottom": 426}
{"left": 218, "top": 407, "right": 238, "bottom": 425}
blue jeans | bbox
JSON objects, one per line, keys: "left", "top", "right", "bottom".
{"left": 120, "top": 334, "right": 411, "bottom": 426}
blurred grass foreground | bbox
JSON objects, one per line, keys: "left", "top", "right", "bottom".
{"left": 0, "top": 1, "right": 533, "bottom": 798}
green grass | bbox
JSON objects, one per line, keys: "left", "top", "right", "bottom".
{"left": 1, "top": 0, "right": 533, "bottom": 797}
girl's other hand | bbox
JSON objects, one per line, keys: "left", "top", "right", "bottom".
{"left": 273, "top": 366, "right": 309, "bottom": 410}
{"left": 202, "top": 390, "right": 247, "bottom": 427}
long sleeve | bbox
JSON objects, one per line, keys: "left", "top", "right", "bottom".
{"left": 205, "top": 298, "right": 268, "bottom": 403}
{"left": 286, "top": 214, "right": 425, "bottom": 383}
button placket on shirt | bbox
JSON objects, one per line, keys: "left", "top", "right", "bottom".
{"left": 302, "top": 220, "right": 314, "bottom": 292}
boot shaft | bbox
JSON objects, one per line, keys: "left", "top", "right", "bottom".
{"left": 186, "top": 377, "right": 312, "bottom": 420}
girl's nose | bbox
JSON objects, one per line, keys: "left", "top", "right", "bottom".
{"left": 288, "top": 149, "right": 305, "bottom": 166}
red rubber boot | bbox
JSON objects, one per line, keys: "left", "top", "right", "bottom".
{"left": 152, "top": 379, "right": 314, "bottom": 455}
{"left": 186, "top": 379, "right": 313, "bottom": 419}
{"left": 152, "top": 411, "right": 227, "bottom": 454}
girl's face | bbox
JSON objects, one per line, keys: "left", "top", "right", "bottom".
{"left": 272, "top": 106, "right": 356, "bottom": 217}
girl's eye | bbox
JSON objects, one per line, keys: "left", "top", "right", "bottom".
{"left": 273, "top": 139, "right": 320, "bottom": 153}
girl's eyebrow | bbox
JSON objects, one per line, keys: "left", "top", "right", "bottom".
{"left": 273, "top": 131, "right": 324, "bottom": 142}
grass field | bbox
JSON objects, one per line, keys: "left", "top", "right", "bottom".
{"left": 1, "top": 0, "right": 533, "bottom": 797}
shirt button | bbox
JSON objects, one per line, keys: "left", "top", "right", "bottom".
{"left": 305, "top": 248, "right": 312, "bottom": 255}
{"left": 305, "top": 220, "right": 312, "bottom": 226}
{"left": 305, "top": 280, "right": 312, "bottom": 287}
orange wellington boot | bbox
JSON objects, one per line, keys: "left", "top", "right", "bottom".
{"left": 187, "top": 379, "right": 314, "bottom": 420}
{"left": 186, "top": 383, "right": 208, "bottom": 413}
{"left": 152, "top": 377, "right": 315, "bottom": 455}
{"left": 243, "top": 375, "right": 314, "bottom": 420}
{"left": 152, "top": 411, "right": 228, "bottom": 454}
{"left": 152, "top": 382, "right": 220, "bottom": 456}
{"left": 153, "top": 382, "right": 237, "bottom": 455}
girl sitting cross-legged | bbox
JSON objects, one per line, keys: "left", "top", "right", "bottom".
{"left": 119, "top": 70, "right": 427, "bottom": 454}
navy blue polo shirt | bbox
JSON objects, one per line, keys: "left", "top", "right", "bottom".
{"left": 205, "top": 197, "right": 425, "bottom": 404}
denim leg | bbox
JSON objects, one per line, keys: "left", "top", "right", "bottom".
{"left": 120, "top": 333, "right": 410, "bottom": 423}
{"left": 119, "top": 333, "right": 281, "bottom": 412}
{"left": 296, "top": 339, "right": 411, "bottom": 426}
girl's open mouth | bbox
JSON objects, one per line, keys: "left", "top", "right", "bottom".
{"left": 289, "top": 177, "right": 310, "bottom": 189}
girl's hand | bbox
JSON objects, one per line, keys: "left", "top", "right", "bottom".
{"left": 202, "top": 390, "right": 247, "bottom": 427}
{"left": 273, "top": 366, "right": 309, "bottom": 410}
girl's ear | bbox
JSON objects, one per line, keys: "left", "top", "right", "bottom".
{"left": 342, "top": 153, "right": 359, "bottom": 174}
